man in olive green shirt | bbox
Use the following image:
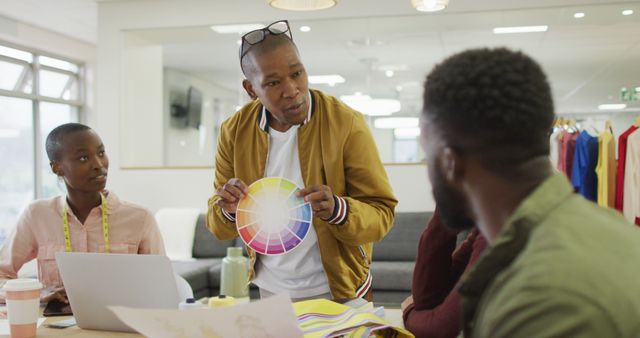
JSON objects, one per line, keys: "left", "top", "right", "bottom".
{"left": 419, "top": 47, "right": 640, "bottom": 337}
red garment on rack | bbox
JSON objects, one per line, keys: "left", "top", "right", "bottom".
{"left": 615, "top": 125, "right": 638, "bottom": 212}
{"left": 558, "top": 131, "right": 578, "bottom": 179}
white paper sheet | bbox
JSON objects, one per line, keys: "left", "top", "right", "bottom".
{"left": 109, "top": 294, "right": 303, "bottom": 338}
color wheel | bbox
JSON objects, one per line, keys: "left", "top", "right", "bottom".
{"left": 236, "top": 177, "right": 312, "bottom": 255}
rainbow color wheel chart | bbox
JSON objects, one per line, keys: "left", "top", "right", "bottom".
{"left": 235, "top": 177, "right": 312, "bottom": 255}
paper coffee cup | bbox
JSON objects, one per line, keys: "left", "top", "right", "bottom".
{"left": 3, "top": 279, "right": 42, "bottom": 338}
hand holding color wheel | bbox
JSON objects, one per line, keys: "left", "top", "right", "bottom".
{"left": 215, "top": 178, "right": 249, "bottom": 215}
{"left": 235, "top": 177, "right": 314, "bottom": 255}
{"left": 297, "top": 185, "right": 336, "bottom": 221}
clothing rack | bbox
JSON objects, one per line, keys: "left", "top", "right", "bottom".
{"left": 550, "top": 115, "right": 640, "bottom": 226}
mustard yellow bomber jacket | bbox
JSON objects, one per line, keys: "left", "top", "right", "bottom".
{"left": 206, "top": 89, "right": 397, "bottom": 300}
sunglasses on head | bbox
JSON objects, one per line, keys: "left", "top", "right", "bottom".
{"left": 239, "top": 20, "right": 293, "bottom": 70}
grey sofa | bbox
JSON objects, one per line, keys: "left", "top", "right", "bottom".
{"left": 170, "top": 214, "right": 239, "bottom": 299}
{"left": 370, "top": 212, "right": 430, "bottom": 305}
{"left": 173, "top": 212, "right": 431, "bottom": 305}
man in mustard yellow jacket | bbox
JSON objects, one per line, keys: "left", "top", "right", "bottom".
{"left": 206, "top": 20, "right": 397, "bottom": 302}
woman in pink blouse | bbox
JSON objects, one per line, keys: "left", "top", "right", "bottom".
{"left": 0, "top": 123, "right": 165, "bottom": 303}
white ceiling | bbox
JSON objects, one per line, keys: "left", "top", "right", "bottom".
{"left": 0, "top": 0, "right": 636, "bottom": 44}
{"left": 0, "top": 0, "right": 97, "bottom": 43}
{"left": 131, "top": 1, "right": 640, "bottom": 115}
{"left": 1, "top": 0, "right": 640, "bottom": 115}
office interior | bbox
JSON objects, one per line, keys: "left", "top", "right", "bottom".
{"left": 1, "top": 0, "right": 639, "bottom": 309}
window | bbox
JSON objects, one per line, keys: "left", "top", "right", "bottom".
{"left": 393, "top": 139, "right": 422, "bottom": 163}
{"left": 0, "top": 42, "right": 83, "bottom": 244}
{"left": 392, "top": 127, "right": 424, "bottom": 163}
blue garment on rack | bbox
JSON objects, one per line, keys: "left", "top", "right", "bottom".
{"left": 571, "top": 131, "right": 599, "bottom": 201}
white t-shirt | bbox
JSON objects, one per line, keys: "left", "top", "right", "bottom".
{"left": 251, "top": 123, "right": 331, "bottom": 298}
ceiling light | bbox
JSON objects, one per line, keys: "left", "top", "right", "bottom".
{"left": 622, "top": 9, "right": 634, "bottom": 16}
{"left": 308, "top": 74, "right": 345, "bottom": 86}
{"left": 394, "top": 127, "right": 421, "bottom": 139}
{"left": 267, "top": 0, "right": 338, "bottom": 11}
{"left": 375, "top": 117, "right": 419, "bottom": 129}
{"left": 411, "top": 0, "right": 449, "bottom": 12}
{"left": 341, "top": 94, "right": 401, "bottom": 116}
{"left": 396, "top": 85, "right": 403, "bottom": 92}
{"left": 574, "top": 12, "right": 585, "bottom": 18}
{"left": 493, "top": 25, "right": 548, "bottom": 34}
{"left": 300, "top": 26, "right": 311, "bottom": 32}
{"left": 385, "top": 70, "right": 394, "bottom": 77}
{"left": 236, "top": 39, "right": 242, "bottom": 46}
{"left": 210, "top": 23, "right": 264, "bottom": 34}
{"left": 598, "top": 103, "right": 627, "bottom": 110}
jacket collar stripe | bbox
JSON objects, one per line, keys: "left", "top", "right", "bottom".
{"left": 257, "top": 90, "right": 314, "bottom": 132}
{"left": 259, "top": 107, "right": 268, "bottom": 131}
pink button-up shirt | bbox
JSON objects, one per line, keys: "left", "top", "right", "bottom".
{"left": 0, "top": 191, "right": 165, "bottom": 291}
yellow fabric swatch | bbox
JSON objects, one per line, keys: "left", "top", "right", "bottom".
{"left": 293, "top": 299, "right": 414, "bottom": 338}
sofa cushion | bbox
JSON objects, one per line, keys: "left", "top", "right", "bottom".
{"left": 370, "top": 261, "right": 415, "bottom": 291}
{"left": 373, "top": 212, "right": 431, "bottom": 261}
{"left": 192, "top": 214, "right": 236, "bottom": 258}
{"left": 208, "top": 263, "right": 223, "bottom": 293}
{"left": 155, "top": 208, "right": 199, "bottom": 260}
{"left": 172, "top": 258, "right": 221, "bottom": 295}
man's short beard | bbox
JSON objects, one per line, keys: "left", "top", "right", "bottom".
{"left": 431, "top": 160, "right": 474, "bottom": 232}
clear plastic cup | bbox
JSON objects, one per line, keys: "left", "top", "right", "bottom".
{"left": 3, "top": 279, "right": 42, "bottom": 338}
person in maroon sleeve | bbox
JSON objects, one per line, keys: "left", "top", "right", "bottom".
{"left": 401, "top": 208, "right": 487, "bottom": 338}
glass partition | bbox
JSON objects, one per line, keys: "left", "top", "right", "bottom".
{"left": 119, "top": 4, "right": 640, "bottom": 168}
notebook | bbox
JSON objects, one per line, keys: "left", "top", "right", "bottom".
{"left": 55, "top": 252, "right": 181, "bottom": 332}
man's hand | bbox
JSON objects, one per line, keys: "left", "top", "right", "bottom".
{"left": 215, "top": 178, "right": 249, "bottom": 215}
{"left": 401, "top": 295, "right": 414, "bottom": 312}
{"left": 41, "top": 287, "right": 68, "bottom": 304}
{"left": 298, "top": 185, "right": 335, "bottom": 221}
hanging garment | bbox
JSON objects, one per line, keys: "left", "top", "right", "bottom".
{"left": 549, "top": 129, "right": 562, "bottom": 169}
{"left": 558, "top": 131, "right": 578, "bottom": 179}
{"left": 615, "top": 125, "right": 639, "bottom": 212}
{"left": 571, "top": 131, "right": 599, "bottom": 202}
{"left": 596, "top": 128, "right": 616, "bottom": 208}
{"left": 623, "top": 129, "right": 640, "bottom": 224}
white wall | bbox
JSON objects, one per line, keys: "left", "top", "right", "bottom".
{"left": 121, "top": 33, "right": 164, "bottom": 166}
{"left": 115, "top": 164, "right": 434, "bottom": 213}
{"left": 370, "top": 127, "right": 394, "bottom": 163}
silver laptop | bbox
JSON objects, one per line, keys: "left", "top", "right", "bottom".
{"left": 56, "top": 252, "right": 181, "bottom": 332}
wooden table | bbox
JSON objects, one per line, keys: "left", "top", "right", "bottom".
{"left": 35, "top": 308, "right": 404, "bottom": 337}
{"left": 34, "top": 317, "right": 141, "bottom": 337}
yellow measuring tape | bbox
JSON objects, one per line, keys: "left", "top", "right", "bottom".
{"left": 62, "top": 192, "right": 110, "bottom": 253}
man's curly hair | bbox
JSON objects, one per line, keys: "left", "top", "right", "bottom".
{"left": 422, "top": 47, "right": 555, "bottom": 173}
